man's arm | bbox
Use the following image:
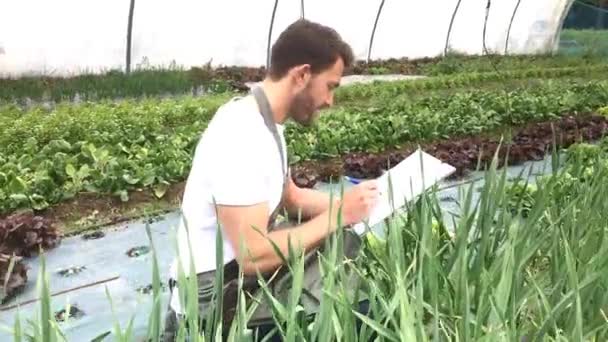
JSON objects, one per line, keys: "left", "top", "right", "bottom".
{"left": 282, "top": 177, "right": 337, "bottom": 221}
{"left": 217, "top": 180, "right": 379, "bottom": 276}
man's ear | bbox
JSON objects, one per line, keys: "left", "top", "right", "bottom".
{"left": 291, "top": 64, "right": 312, "bottom": 90}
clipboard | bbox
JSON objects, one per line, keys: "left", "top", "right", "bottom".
{"left": 352, "top": 149, "right": 456, "bottom": 235}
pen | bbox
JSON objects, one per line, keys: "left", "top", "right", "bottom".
{"left": 345, "top": 176, "right": 384, "bottom": 196}
{"left": 344, "top": 176, "right": 362, "bottom": 185}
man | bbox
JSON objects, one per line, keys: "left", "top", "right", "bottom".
{"left": 164, "top": 19, "right": 379, "bottom": 340}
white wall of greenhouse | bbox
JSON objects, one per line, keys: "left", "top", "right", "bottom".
{"left": 0, "top": 0, "right": 574, "bottom": 77}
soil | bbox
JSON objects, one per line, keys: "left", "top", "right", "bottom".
{"left": 126, "top": 246, "right": 150, "bottom": 258}
{"left": 82, "top": 231, "right": 105, "bottom": 240}
{"left": 57, "top": 265, "right": 87, "bottom": 277}
{"left": 40, "top": 182, "right": 186, "bottom": 236}
{"left": 290, "top": 113, "right": 608, "bottom": 188}
{"left": 54, "top": 304, "right": 85, "bottom": 322}
{"left": 347, "top": 57, "right": 441, "bottom": 75}
{"left": 136, "top": 282, "right": 169, "bottom": 295}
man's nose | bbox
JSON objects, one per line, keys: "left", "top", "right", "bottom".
{"left": 326, "top": 93, "right": 334, "bottom": 107}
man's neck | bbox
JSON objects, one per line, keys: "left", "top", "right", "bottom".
{"left": 260, "top": 78, "right": 292, "bottom": 124}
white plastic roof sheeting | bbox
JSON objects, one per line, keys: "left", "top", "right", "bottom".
{"left": 0, "top": 0, "right": 574, "bottom": 77}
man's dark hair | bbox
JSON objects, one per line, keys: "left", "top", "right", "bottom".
{"left": 268, "top": 19, "right": 355, "bottom": 80}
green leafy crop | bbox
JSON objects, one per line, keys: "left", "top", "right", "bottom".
{"left": 1, "top": 79, "right": 607, "bottom": 215}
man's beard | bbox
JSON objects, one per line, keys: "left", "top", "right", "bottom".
{"left": 288, "top": 88, "right": 319, "bottom": 127}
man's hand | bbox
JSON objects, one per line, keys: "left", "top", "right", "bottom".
{"left": 283, "top": 177, "right": 380, "bottom": 224}
{"left": 339, "top": 181, "right": 380, "bottom": 226}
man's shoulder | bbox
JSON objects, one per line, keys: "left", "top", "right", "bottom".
{"left": 208, "top": 95, "right": 264, "bottom": 133}
{"left": 196, "top": 95, "right": 273, "bottom": 155}
{"left": 218, "top": 94, "right": 258, "bottom": 116}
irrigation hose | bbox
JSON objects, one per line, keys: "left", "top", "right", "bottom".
{"left": 62, "top": 206, "right": 176, "bottom": 238}
{"left": 0, "top": 276, "right": 120, "bottom": 311}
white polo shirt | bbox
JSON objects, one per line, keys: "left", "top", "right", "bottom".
{"left": 168, "top": 94, "right": 287, "bottom": 313}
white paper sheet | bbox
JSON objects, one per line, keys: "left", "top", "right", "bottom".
{"left": 353, "top": 149, "right": 456, "bottom": 235}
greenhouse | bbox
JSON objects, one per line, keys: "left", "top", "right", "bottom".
{"left": 1, "top": 0, "right": 608, "bottom": 341}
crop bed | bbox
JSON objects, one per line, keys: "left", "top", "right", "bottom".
{"left": 0, "top": 80, "right": 606, "bottom": 217}
{"left": 337, "top": 64, "right": 608, "bottom": 103}
{"left": 1, "top": 54, "right": 605, "bottom": 103}
{"left": 291, "top": 113, "right": 608, "bottom": 187}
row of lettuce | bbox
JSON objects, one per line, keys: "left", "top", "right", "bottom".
{"left": 505, "top": 138, "right": 608, "bottom": 218}
{"left": 0, "top": 79, "right": 607, "bottom": 214}
{"left": 337, "top": 64, "right": 608, "bottom": 102}
{"left": 1, "top": 54, "right": 606, "bottom": 103}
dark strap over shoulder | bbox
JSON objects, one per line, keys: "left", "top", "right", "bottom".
{"left": 250, "top": 85, "right": 288, "bottom": 228}
{"left": 251, "top": 85, "right": 286, "bottom": 178}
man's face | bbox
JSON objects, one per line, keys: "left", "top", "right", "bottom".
{"left": 288, "top": 58, "right": 344, "bottom": 126}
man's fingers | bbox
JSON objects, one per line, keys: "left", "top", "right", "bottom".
{"left": 370, "top": 195, "right": 380, "bottom": 206}
{"left": 359, "top": 191, "right": 379, "bottom": 201}
{"left": 363, "top": 195, "right": 379, "bottom": 206}
{"left": 364, "top": 189, "right": 380, "bottom": 199}
{"left": 358, "top": 180, "right": 378, "bottom": 190}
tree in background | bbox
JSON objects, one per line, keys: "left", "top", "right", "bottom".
{"left": 564, "top": 0, "right": 607, "bottom": 29}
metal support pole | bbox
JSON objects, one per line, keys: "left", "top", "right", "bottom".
{"left": 367, "top": 0, "right": 386, "bottom": 63}
{"left": 126, "top": 0, "right": 136, "bottom": 74}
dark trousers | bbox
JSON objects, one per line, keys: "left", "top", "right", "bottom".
{"left": 163, "top": 230, "right": 367, "bottom": 341}
{"left": 250, "top": 299, "right": 372, "bottom": 341}
{"left": 163, "top": 299, "right": 372, "bottom": 341}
